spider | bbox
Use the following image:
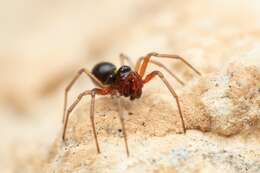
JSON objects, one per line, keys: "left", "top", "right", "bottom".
{"left": 62, "top": 52, "right": 201, "bottom": 157}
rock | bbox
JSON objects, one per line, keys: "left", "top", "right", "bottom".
{"left": 182, "top": 59, "right": 260, "bottom": 136}
{"left": 44, "top": 60, "right": 260, "bottom": 173}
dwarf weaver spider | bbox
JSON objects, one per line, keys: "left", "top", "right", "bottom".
{"left": 62, "top": 52, "right": 201, "bottom": 157}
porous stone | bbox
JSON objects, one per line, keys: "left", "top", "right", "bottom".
{"left": 45, "top": 60, "right": 260, "bottom": 173}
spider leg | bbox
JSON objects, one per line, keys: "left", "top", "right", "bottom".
{"left": 143, "top": 71, "right": 186, "bottom": 133}
{"left": 62, "top": 88, "right": 111, "bottom": 154}
{"left": 117, "top": 97, "right": 130, "bottom": 157}
{"left": 149, "top": 59, "right": 185, "bottom": 85}
{"left": 135, "top": 52, "right": 201, "bottom": 78}
{"left": 119, "top": 53, "right": 134, "bottom": 68}
{"left": 63, "top": 68, "right": 105, "bottom": 123}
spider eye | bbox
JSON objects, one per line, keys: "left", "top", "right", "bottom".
{"left": 118, "top": 65, "right": 131, "bottom": 74}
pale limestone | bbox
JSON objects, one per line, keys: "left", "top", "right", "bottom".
{"left": 45, "top": 60, "right": 260, "bottom": 173}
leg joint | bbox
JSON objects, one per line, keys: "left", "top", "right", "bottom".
{"left": 67, "top": 107, "right": 73, "bottom": 113}
{"left": 78, "top": 68, "right": 86, "bottom": 74}
{"left": 119, "top": 53, "right": 125, "bottom": 57}
{"left": 78, "top": 93, "right": 85, "bottom": 99}
{"left": 65, "top": 86, "right": 70, "bottom": 92}
{"left": 90, "top": 89, "right": 96, "bottom": 97}
{"left": 76, "top": 90, "right": 92, "bottom": 100}
{"left": 147, "top": 52, "right": 159, "bottom": 57}
{"left": 153, "top": 70, "right": 164, "bottom": 78}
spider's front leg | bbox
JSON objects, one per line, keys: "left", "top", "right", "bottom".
{"left": 62, "top": 88, "right": 111, "bottom": 154}
{"left": 120, "top": 52, "right": 185, "bottom": 85}
{"left": 135, "top": 52, "right": 201, "bottom": 78}
{"left": 143, "top": 71, "right": 186, "bottom": 133}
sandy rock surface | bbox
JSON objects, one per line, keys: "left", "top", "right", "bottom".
{"left": 47, "top": 131, "right": 260, "bottom": 173}
{"left": 45, "top": 60, "right": 260, "bottom": 173}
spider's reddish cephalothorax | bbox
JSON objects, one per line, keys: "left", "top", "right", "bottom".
{"left": 62, "top": 52, "right": 201, "bottom": 157}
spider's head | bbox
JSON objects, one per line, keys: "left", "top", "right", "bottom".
{"left": 115, "top": 65, "right": 143, "bottom": 100}
{"left": 92, "top": 62, "right": 117, "bottom": 85}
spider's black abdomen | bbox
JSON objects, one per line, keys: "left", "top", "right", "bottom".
{"left": 92, "top": 62, "right": 117, "bottom": 85}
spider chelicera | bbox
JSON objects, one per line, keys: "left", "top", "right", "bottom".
{"left": 62, "top": 52, "right": 201, "bottom": 157}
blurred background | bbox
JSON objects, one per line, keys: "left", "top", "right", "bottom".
{"left": 0, "top": 0, "right": 260, "bottom": 172}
